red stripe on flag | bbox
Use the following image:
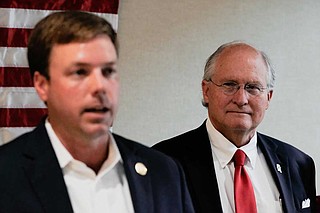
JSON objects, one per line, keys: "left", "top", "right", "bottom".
{"left": 0, "top": 108, "right": 47, "bottom": 127}
{"left": 0, "top": 67, "right": 33, "bottom": 87}
{"left": 0, "top": 28, "right": 31, "bottom": 47}
{"left": 0, "top": 0, "right": 119, "bottom": 14}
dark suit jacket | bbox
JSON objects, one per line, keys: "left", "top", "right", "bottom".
{"left": 0, "top": 120, "right": 194, "bottom": 213}
{"left": 153, "top": 121, "right": 316, "bottom": 213}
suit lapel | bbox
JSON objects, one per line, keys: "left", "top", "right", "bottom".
{"left": 21, "top": 122, "right": 73, "bottom": 213}
{"left": 183, "top": 122, "right": 223, "bottom": 212}
{"left": 114, "top": 135, "right": 153, "bottom": 213}
{"left": 257, "top": 133, "right": 295, "bottom": 212}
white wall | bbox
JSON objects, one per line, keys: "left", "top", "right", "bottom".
{"left": 114, "top": 0, "right": 320, "bottom": 193}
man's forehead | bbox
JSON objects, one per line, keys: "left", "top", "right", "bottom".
{"left": 219, "top": 44, "right": 260, "bottom": 58}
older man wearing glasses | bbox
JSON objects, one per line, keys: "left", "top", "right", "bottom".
{"left": 153, "top": 41, "right": 316, "bottom": 213}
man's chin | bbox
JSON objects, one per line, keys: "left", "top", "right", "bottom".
{"left": 82, "top": 124, "right": 111, "bottom": 137}
{"left": 228, "top": 121, "right": 253, "bottom": 131}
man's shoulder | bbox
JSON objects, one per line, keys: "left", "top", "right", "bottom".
{"left": 0, "top": 130, "right": 33, "bottom": 156}
{"left": 258, "top": 132, "right": 314, "bottom": 162}
{"left": 152, "top": 122, "right": 210, "bottom": 160}
{"left": 154, "top": 122, "right": 206, "bottom": 147}
{"left": 0, "top": 121, "right": 47, "bottom": 151}
{"left": 113, "top": 133, "right": 179, "bottom": 165}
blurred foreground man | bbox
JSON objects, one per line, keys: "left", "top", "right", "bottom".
{"left": 0, "top": 11, "right": 194, "bottom": 213}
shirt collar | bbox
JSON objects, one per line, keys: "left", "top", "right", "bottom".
{"left": 206, "top": 119, "right": 258, "bottom": 169}
{"left": 45, "top": 119, "right": 122, "bottom": 175}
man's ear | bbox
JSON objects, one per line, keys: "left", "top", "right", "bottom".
{"left": 266, "top": 90, "right": 273, "bottom": 109}
{"left": 33, "top": 71, "right": 49, "bottom": 102}
{"left": 202, "top": 80, "right": 210, "bottom": 105}
{"left": 267, "top": 90, "right": 273, "bottom": 101}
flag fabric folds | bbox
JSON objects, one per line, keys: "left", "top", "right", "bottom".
{"left": 0, "top": 0, "right": 119, "bottom": 144}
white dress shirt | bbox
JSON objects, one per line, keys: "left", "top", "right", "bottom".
{"left": 45, "top": 120, "right": 134, "bottom": 213}
{"left": 206, "top": 119, "right": 282, "bottom": 213}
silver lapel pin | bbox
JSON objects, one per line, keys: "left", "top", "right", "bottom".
{"left": 276, "top": 163, "right": 282, "bottom": 173}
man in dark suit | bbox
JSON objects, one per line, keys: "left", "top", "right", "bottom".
{"left": 0, "top": 11, "right": 194, "bottom": 213}
{"left": 153, "top": 41, "right": 316, "bottom": 213}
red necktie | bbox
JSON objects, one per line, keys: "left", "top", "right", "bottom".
{"left": 233, "top": 149, "right": 257, "bottom": 213}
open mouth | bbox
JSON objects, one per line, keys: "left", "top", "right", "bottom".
{"left": 84, "top": 107, "right": 109, "bottom": 113}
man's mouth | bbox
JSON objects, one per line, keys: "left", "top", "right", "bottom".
{"left": 84, "top": 107, "right": 109, "bottom": 113}
{"left": 227, "top": 111, "right": 251, "bottom": 115}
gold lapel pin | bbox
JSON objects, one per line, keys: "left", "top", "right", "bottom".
{"left": 135, "top": 162, "right": 148, "bottom": 176}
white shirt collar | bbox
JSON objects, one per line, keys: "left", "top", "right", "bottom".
{"left": 45, "top": 119, "right": 122, "bottom": 176}
{"left": 206, "top": 119, "right": 258, "bottom": 169}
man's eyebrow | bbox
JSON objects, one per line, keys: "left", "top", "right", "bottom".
{"left": 71, "top": 61, "right": 117, "bottom": 67}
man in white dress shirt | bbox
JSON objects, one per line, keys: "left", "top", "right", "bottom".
{"left": 153, "top": 41, "right": 316, "bottom": 212}
{"left": 0, "top": 11, "right": 194, "bottom": 213}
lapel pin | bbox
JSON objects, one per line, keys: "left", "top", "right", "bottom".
{"left": 135, "top": 162, "right": 148, "bottom": 176}
{"left": 302, "top": 198, "right": 310, "bottom": 209}
{"left": 276, "top": 163, "right": 282, "bottom": 173}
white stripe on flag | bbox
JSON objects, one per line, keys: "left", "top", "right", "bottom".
{"left": 0, "top": 8, "right": 53, "bottom": 29}
{"left": 0, "top": 47, "right": 28, "bottom": 67}
{"left": 0, "top": 87, "right": 45, "bottom": 108}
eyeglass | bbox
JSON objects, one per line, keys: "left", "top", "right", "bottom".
{"left": 208, "top": 79, "right": 267, "bottom": 96}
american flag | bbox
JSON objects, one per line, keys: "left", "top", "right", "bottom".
{"left": 0, "top": 0, "right": 119, "bottom": 144}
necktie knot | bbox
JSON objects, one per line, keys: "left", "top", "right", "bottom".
{"left": 234, "top": 149, "right": 246, "bottom": 166}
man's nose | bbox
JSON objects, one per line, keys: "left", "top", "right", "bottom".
{"left": 90, "top": 70, "right": 107, "bottom": 94}
{"left": 232, "top": 86, "right": 249, "bottom": 106}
